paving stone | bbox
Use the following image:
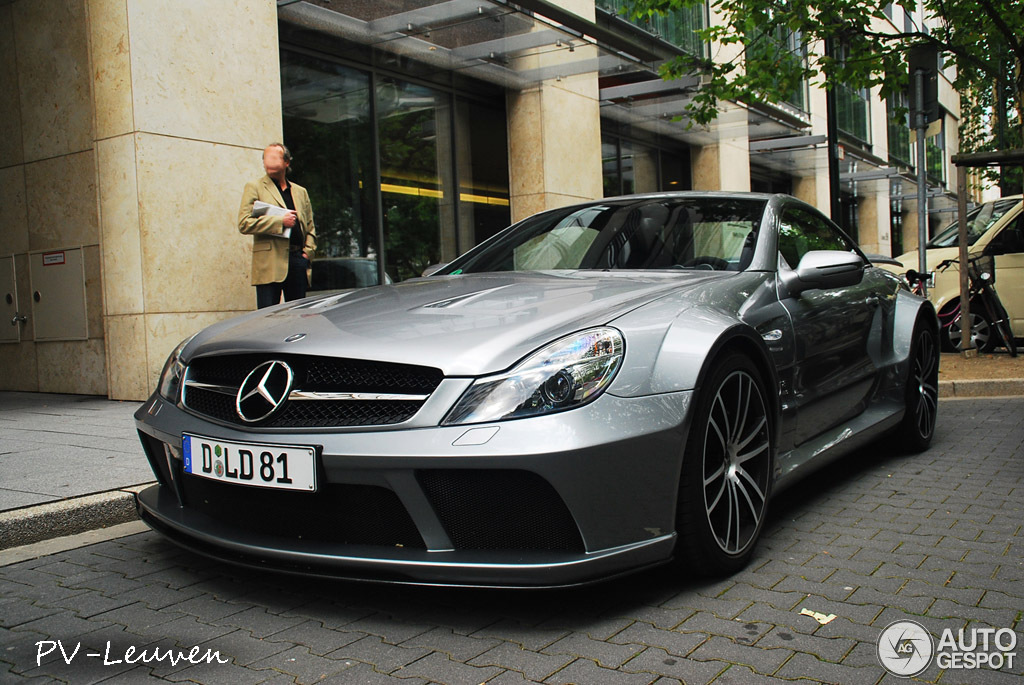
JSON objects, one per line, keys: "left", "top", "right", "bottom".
{"left": 607, "top": 621, "right": 707, "bottom": 657}
{"left": 545, "top": 657, "right": 658, "bottom": 684}
{"left": 470, "top": 641, "right": 574, "bottom": 681}
{"left": 247, "top": 644, "right": 354, "bottom": 685}
{"left": 399, "top": 626, "right": 500, "bottom": 661}
{"left": 342, "top": 614, "right": 434, "bottom": 645}
{"left": 675, "top": 612, "right": 772, "bottom": 642}
{"left": 214, "top": 606, "right": 305, "bottom": 639}
{"left": 472, "top": 620, "right": 569, "bottom": 651}
{"left": 309, "top": 662, "right": 423, "bottom": 684}
{"left": 194, "top": 629, "right": 292, "bottom": 667}
{"left": 709, "top": 664, "right": 798, "bottom": 683}
{"left": 542, "top": 632, "right": 644, "bottom": 668}
{"left": 391, "top": 651, "right": 504, "bottom": 684}
{"left": 755, "top": 626, "right": 855, "bottom": 663}
{"left": 687, "top": 635, "right": 791, "bottom": 675}
{"left": 326, "top": 635, "right": 431, "bottom": 672}
{"left": 775, "top": 652, "right": 881, "bottom": 684}
{"left": 620, "top": 647, "right": 726, "bottom": 684}
{"left": 264, "top": 619, "right": 362, "bottom": 656}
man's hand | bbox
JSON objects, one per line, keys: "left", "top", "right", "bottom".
{"left": 282, "top": 210, "right": 298, "bottom": 228}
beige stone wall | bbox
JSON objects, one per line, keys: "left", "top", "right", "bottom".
{"left": 91, "top": 0, "right": 283, "bottom": 400}
{"left": 0, "top": 0, "right": 284, "bottom": 400}
{"left": 0, "top": 0, "right": 106, "bottom": 395}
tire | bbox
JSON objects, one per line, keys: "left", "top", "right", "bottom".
{"left": 899, "top": 321, "right": 939, "bottom": 453}
{"left": 675, "top": 353, "right": 773, "bottom": 576}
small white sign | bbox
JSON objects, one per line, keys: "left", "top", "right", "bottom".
{"left": 41, "top": 252, "right": 65, "bottom": 266}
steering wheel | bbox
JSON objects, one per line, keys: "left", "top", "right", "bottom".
{"left": 678, "top": 256, "right": 729, "bottom": 271}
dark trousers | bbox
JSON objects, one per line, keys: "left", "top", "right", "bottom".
{"left": 256, "top": 252, "right": 309, "bottom": 309}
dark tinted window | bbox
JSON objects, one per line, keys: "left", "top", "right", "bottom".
{"left": 445, "top": 198, "right": 767, "bottom": 274}
{"left": 778, "top": 206, "right": 858, "bottom": 269}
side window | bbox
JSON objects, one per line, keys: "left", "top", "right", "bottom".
{"left": 777, "top": 207, "right": 856, "bottom": 268}
{"left": 989, "top": 214, "right": 1024, "bottom": 255}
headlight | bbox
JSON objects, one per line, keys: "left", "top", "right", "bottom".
{"left": 443, "top": 328, "right": 624, "bottom": 425}
{"left": 157, "top": 335, "right": 194, "bottom": 403}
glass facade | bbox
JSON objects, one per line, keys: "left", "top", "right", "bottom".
{"left": 280, "top": 48, "right": 509, "bottom": 290}
{"left": 747, "top": 26, "right": 808, "bottom": 112}
{"left": 595, "top": 0, "right": 707, "bottom": 58}
{"left": 602, "top": 133, "right": 690, "bottom": 197}
{"left": 837, "top": 83, "right": 871, "bottom": 144}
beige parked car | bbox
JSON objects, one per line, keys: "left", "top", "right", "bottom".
{"left": 892, "top": 195, "right": 1024, "bottom": 351}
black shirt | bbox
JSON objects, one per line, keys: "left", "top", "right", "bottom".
{"left": 275, "top": 179, "right": 303, "bottom": 251}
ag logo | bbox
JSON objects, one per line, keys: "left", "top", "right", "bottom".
{"left": 878, "top": 620, "right": 933, "bottom": 677}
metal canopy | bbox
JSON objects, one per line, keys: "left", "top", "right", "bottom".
{"left": 278, "top": 0, "right": 815, "bottom": 152}
{"left": 278, "top": 0, "right": 650, "bottom": 93}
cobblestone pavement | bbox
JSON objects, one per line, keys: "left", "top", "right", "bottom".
{"left": 2, "top": 398, "right": 1022, "bottom": 684}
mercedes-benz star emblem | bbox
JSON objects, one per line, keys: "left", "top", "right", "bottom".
{"left": 284, "top": 333, "right": 306, "bottom": 343}
{"left": 236, "top": 361, "right": 294, "bottom": 423}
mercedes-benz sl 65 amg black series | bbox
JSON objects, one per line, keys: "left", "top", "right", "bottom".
{"left": 135, "top": 192, "right": 939, "bottom": 587}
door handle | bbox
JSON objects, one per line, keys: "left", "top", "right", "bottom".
{"left": 865, "top": 295, "right": 880, "bottom": 307}
{"left": 11, "top": 313, "right": 27, "bottom": 326}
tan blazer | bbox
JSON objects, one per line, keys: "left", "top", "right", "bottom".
{"left": 237, "top": 174, "right": 317, "bottom": 286}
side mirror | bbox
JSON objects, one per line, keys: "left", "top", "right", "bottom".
{"left": 421, "top": 263, "right": 448, "bottom": 277}
{"left": 782, "top": 250, "right": 865, "bottom": 295}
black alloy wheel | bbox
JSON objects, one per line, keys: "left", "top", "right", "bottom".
{"left": 900, "top": 322, "right": 939, "bottom": 452}
{"left": 676, "top": 353, "right": 773, "bottom": 575}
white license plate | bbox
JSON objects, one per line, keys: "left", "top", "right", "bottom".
{"left": 182, "top": 434, "right": 316, "bottom": 492}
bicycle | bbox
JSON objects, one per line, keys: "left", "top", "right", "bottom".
{"left": 933, "top": 254, "right": 1017, "bottom": 356}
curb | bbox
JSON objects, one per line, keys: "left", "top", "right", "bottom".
{"left": 938, "top": 378, "right": 1024, "bottom": 398}
{"left": 0, "top": 484, "right": 153, "bottom": 550}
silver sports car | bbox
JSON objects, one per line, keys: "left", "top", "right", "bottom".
{"left": 135, "top": 192, "right": 939, "bottom": 587}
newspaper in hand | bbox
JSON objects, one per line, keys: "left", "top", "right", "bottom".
{"left": 251, "top": 201, "right": 292, "bottom": 239}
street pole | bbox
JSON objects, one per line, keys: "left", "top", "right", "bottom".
{"left": 825, "top": 37, "right": 841, "bottom": 224}
{"left": 956, "top": 164, "right": 974, "bottom": 355}
{"left": 914, "top": 67, "right": 929, "bottom": 297}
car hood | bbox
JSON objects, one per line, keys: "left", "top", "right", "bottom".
{"left": 894, "top": 246, "right": 968, "bottom": 272}
{"left": 185, "top": 271, "right": 722, "bottom": 376}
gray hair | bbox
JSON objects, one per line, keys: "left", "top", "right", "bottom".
{"left": 264, "top": 142, "right": 292, "bottom": 163}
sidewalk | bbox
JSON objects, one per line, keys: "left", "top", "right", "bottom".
{"left": 1, "top": 350, "right": 1022, "bottom": 550}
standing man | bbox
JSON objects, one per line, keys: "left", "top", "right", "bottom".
{"left": 238, "top": 143, "right": 317, "bottom": 308}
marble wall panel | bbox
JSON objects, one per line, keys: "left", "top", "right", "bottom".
{"left": 126, "top": 0, "right": 282, "bottom": 147}
{"left": 13, "top": 0, "right": 93, "bottom": 162}
{"left": 507, "top": 89, "right": 544, "bottom": 206}
{"left": 25, "top": 150, "right": 100, "bottom": 251}
{"left": 539, "top": 85, "right": 602, "bottom": 201}
{"left": 144, "top": 310, "right": 245, "bottom": 395}
{"left": 0, "top": 340, "right": 39, "bottom": 392}
{"left": 135, "top": 134, "right": 258, "bottom": 313}
{"left": 83, "top": 244, "right": 103, "bottom": 339}
{"left": 36, "top": 338, "right": 107, "bottom": 395}
{"left": 0, "top": 166, "right": 29, "bottom": 256}
{"left": 104, "top": 313, "right": 147, "bottom": 400}
{"left": 0, "top": 4, "right": 24, "bottom": 168}
{"left": 96, "top": 133, "right": 144, "bottom": 315}
{"left": 88, "top": 0, "right": 133, "bottom": 140}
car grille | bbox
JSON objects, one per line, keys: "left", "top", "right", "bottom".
{"left": 181, "top": 354, "right": 443, "bottom": 428}
{"left": 417, "top": 470, "right": 585, "bottom": 552}
{"left": 180, "top": 474, "right": 426, "bottom": 549}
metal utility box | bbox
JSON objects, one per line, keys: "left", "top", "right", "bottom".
{"left": 0, "top": 256, "right": 21, "bottom": 343}
{"left": 29, "top": 248, "right": 88, "bottom": 341}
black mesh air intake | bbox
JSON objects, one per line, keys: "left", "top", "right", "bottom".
{"left": 180, "top": 475, "right": 425, "bottom": 549}
{"left": 417, "top": 470, "right": 584, "bottom": 552}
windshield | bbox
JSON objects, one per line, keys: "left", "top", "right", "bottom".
{"left": 927, "top": 198, "right": 1019, "bottom": 248}
{"left": 444, "top": 198, "right": 767, "bottom": 274}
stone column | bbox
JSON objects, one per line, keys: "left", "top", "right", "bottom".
{"left": 89, "top": 0, "right": 283, "bottom": 399}
{"left": 506, "top": 0, "right": 603, "bottom": 222}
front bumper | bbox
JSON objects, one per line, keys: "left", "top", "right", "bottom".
{"left": 134, "top": 389, "right": 692, "bottom": 587}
